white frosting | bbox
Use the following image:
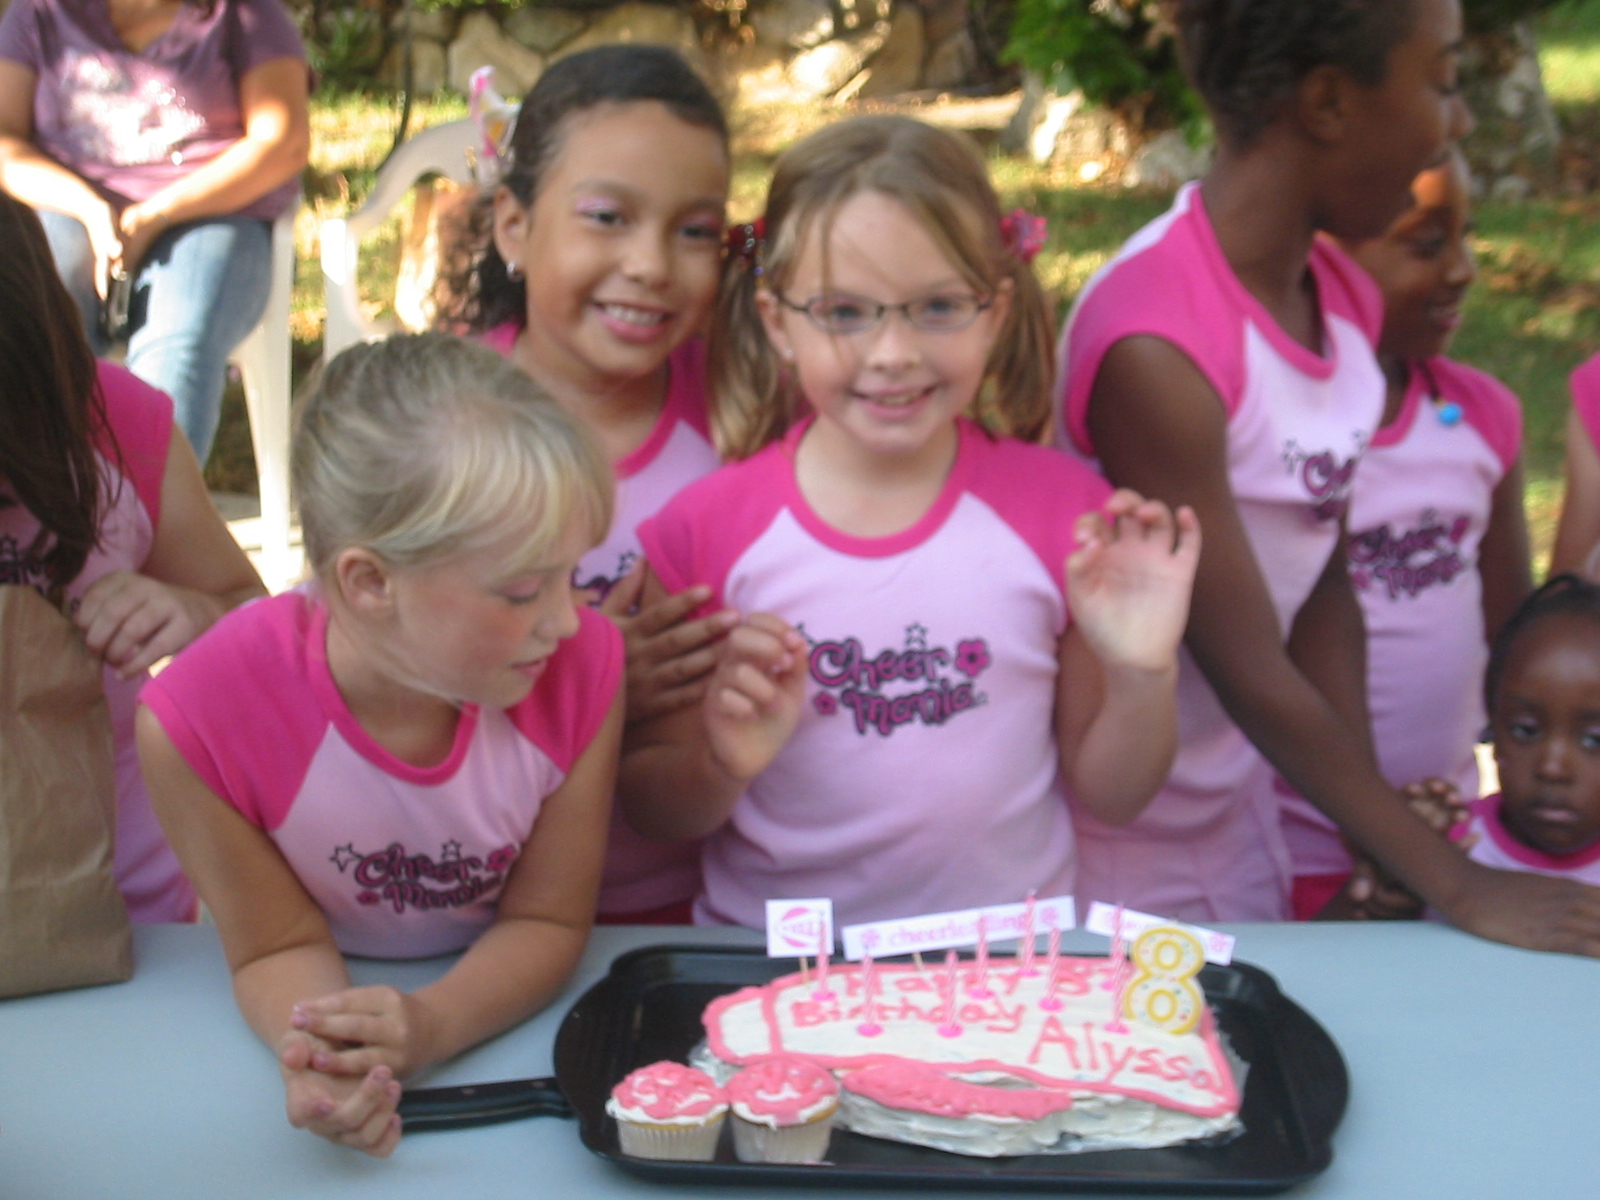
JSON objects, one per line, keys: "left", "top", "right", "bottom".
{"left": 731, "top": 1093, "right": 838, "bottom": 1129}
{"left": 698, "top": 957, "right": 1244, "bottom": 1157}
{"left": 604, "top": 1096, "right": 727, "bottom": 1127}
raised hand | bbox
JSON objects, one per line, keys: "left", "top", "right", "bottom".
{"left": 1064, "top": 490, "right": 1201, "bottom": 675}
{"left": 704, "top": 613, "right": 808, "bottom": 784}
{"left": 598, "top": 559, "right": 738, "bottom": 724}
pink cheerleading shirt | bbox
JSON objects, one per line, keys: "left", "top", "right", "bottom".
{"left": 1463, "top": 794, "right": 1600, "bottom": 886}
{"left": 1057, "top": 183, "right": 1386, "bottom": 922}
{"left": 638, "top": 416, "right": 1113, "bottom": 931}
{"left": 0, "top": 362, "right": 195, "bottom": 923}
{"left": 482, "top": 323, "right": 721, "bottom": 914}
{"left": 141, "top": 593, "right": 622, "bottom": 958}
{"left": 1281, "top": 357, "right": 1522, "bottom": 876}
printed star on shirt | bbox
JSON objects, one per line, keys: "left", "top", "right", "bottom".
{"left": 329, "top": 844, "right": 361, "bottom": 872}
{"left": 905, "top": 623, "right": 928, "bottom": 650}
{"left": 441, "top": 840, "right": 463, "bottom": 862}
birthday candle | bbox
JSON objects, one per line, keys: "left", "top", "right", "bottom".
{"left": 1038, "top": 925, "right": 1064, "bottom": 1012}
{"left": 799, "top": 956, "right": 811, "bottom": 988}
{"left": 937, "top": 950, "right": 962, "bottom": 1037}
{"left": 1018, "top": 892, "right": 1038, "bottom": 977}
{"left": 857, "top": 955, "right": 883, "bottom": 1036}
{"left": 1102, "top": 903, "right": 1126, "bottom": 992}
{"left": 814, "top": 931, "right": 835, "bottom": 1001}
{"left": 967, "top": 914, "right": 993, "bottom": 998}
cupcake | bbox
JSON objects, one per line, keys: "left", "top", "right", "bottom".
{"left": 606, "top": 1061, "right": 728, "bottom": 1161}
{"left": 726, "top": 1055, "right": 839, "bottom": 1164}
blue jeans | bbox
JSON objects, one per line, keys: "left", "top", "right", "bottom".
{"left": 38, "top": 209, "right": 273, "bottom": 463}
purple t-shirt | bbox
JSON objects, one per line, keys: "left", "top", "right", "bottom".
{"left": 0, "top": 0, "right": 304, "bottom": 219}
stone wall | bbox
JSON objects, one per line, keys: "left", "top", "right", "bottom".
{"left": 350, "top": 0, "right": 993, "bottom": 102}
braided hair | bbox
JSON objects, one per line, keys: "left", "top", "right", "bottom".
{"left": 1484, "top": 573, "right": 1600, "bottom": 715}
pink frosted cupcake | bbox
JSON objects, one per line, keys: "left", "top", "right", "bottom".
{"left": 726, "top": 1055, "right": 839, "bottom": 1164}
{"left": 606, "top": 1062, "right": 728, "bottom": 1160}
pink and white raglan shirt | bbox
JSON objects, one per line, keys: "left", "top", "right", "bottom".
{"left": 1462, "top": 794, "right": 1600, "bottom": 887}
{"left": 1281, "top": 358, "right": 1522, "bottom": 877}
{"left": 638, "top": 417, "right": 1112, "bottom": 931}
{"left": 1057, "top": 184, "right": 1386, "bottom": 923}
{"left": 141, "top": 593, "right": 622, "bottom": 958}
{"left": 0, "top": 362, "right": 195, "bottom": 923}
{"left": 483, "top": 324, "right": 721, "bottom": 915}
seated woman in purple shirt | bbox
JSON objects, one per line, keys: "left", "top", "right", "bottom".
{"left": 0, "top": 0, "right": 309, "bottom": 462}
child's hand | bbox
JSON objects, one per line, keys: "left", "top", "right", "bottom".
{"left": 74, "top": 569, "right": 215, "bottom": 678}
{"left": 1400, "top": 777, "right": 1478, "bottom": 853}
{"left": 288, "top": 985, "right": 437, "bottom": 1080}
{"left": 704, "top": 613, "right": 807, "bottom": 784}
{"left": 1341, "top": 855, "right": 1428, "bottom": 920}
{"left": 278, "top": 1030, "right": 403, "bottom": 1156}
{"left": 599, "top": 560, "right": 739, "bottom": 724}
{"left": 1065, "top": 490, "right": 1201, "bottom": 674}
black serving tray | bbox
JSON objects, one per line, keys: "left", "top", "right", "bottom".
{"left": 405, "top": 944, "right": 1348, "bottom": 1194}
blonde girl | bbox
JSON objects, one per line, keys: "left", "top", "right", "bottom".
{"left": 138, "top": 333, "right": 623, "bottom": 1154}
{"left": 620, "top": 116, "right": 1200, "bottom": 930}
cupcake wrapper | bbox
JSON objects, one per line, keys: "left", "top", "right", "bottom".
{"left": 731, "top": 1110, "right": 835, "bottom": 1164}
{"left": 616, "top": 1113, "right": 725, "bottom": 1161}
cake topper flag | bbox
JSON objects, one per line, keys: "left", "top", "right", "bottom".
{"left": 765, "top": 898, "right": 834, "bottom": 958}
{"left": 1084, "top": 901, "right": 1235, "bottom": 965}
{"left": 840, "top": 896, "right": 1075, "bottom": 961}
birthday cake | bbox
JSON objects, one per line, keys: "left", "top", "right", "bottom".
{"left": 694, "top": 943, "right": 1242, "bottom": 1157}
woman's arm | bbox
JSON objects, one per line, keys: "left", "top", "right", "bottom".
{"left": 75, "top": 422, "right": 265, "bottom": 678}
{"left": 136, "top": 707, "right": 402, "bottom": 1155}
{"left": 116, "top": 56, "right": 309, "bottom": 267}
{"left": 1087, "top": 334, "right": 1600, "bottom": 954}
{"left": 0, "top": 60, "right": 122, "bottom": 291}
{"left": 1478, "top": 458, "right": 1533, "bottom": 637}
{"left": 1551, "top": 407, "right": 1600, "bottom": 578}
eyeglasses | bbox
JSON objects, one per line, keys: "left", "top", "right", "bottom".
{"left": 777, "top": 291, "right": 992, "bottom": 335}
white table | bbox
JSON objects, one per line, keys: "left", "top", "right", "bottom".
{"left": 0, "top": 922, "right": 1595, "bottom": 1198}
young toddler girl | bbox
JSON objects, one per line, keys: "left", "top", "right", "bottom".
{"left": 138, "top": 333, "right": 624, "bottom": 1154}
{"left": 1281, "top": 147, "right": 1532, "bottom": 918}
{"left": 1052, "top": 0, "right": 1600, "bottom": 951}
{"left": 621, "top": 115, "right": 1200, "bottom": 930}
{"left": 1461, "top": 574, "right": 1600, "bottom": 882}
{"left": 454, "top": 44, "right": 736, "bottom": 922}
{"left": 0, "top": 192, "right": 263, "bottom": 922}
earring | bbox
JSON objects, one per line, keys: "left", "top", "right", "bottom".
{"left": 506, "top": 261, "right": 524, "bottom": 283}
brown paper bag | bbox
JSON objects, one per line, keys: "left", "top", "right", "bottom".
{"left": 0, "top": 585, "right": 131, "bottom": 998}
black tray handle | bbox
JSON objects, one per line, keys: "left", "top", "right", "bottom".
{"left": 398, "top": 1077, "right": 573, "bottom": 1132}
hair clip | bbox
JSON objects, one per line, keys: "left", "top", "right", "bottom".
{"left": 1000, "top": 208, "right": 1048, "bottom": 265}
{"left": 727, "top": 218, "right": 765, "bottom": 275}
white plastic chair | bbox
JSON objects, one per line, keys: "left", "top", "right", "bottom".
{"left": 319, "top": 119, "right": 478, "bottom": 360}
{"left": 230, "top": 199, "right": 299, "bottom": 591}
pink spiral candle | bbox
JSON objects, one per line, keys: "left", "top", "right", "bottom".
{"left": 1017, "top": 892, "right": 1038, "bottom": 977}
{"left": 1038, "top": 925, "right": 1064, "bottom": 1012}
{"left": 814, "top": 934, "right": 835, "bottom": 1001}
{"left": 967, "top": 915, "right": 993, "bottom": 998}
{"left": 856, "top": 955, "right": 883, "bottom": 1036}
{"left": 937, "top": 950, "right": 962, "bottom": 1037}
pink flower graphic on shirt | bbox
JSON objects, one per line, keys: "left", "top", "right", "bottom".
{"left": 813, "top": 691, "right": 839, "bottom": 715}
{"left": 486, "top": 845, "right": 517, "bottom": 873}
{"left": 953, "top": 639, "right": 991, "bottom": 679}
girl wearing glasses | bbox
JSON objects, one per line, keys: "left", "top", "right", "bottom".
{"left": 616, "top": 115, "right": 1199, "bottom": 930}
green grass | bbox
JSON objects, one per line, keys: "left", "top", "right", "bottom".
{"left": 209, "top": 4, "right": 1600, "bottom": 568}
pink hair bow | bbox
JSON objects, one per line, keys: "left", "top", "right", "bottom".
{"left": 1000, "top": 208, "right": 1048, "bottom": 265}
